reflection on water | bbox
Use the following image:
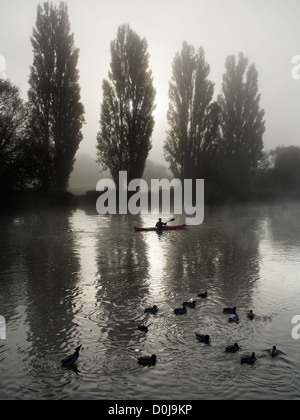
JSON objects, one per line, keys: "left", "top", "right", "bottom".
{"left": 1, "top": 203, "right": 300, "bottom": 399}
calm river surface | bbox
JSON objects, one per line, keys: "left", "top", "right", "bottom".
{"left": 1, "top": 202, "right": 300, "bottom": 400}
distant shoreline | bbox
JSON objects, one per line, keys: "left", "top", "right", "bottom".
{"left": 0, "top": 188, "right": 299, "bottom": 216}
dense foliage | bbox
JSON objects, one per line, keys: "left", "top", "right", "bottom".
{"left": 164, "top": 42, "right": 219, "bottom": 182}
{"left": 96, "top": 24, "right": 156, "bottom": 184}
{"left": 27, "top": 1, "right": 85, "bottom": 191}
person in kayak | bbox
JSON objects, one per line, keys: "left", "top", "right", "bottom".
{"left": 155, "top": 218, "right": 167, "bottom": 228}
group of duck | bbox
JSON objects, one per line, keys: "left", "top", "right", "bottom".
{"left": 61, "top": 291, "right": 279, "bottom": 368}
{"left": 137, "top": 291, "right": 279, "bottom": 366}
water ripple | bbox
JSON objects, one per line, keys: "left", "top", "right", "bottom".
{"left": 1, "top": 206, "right": 300, "bottom": 399}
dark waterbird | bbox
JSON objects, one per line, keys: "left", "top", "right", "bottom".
{"left": 228, "top": 314, "right": 239, "bottom": 323}
{"left": 182, "top": 300, "right": 196, "bottom": 308}
{"left": 195, "top": 333, "right": 210, "bottom": 344}
{"left": 197, "top": 291, "right": 207, "bottom": 298}
{"left": 174, "top": 305, "right": 187, "bottom": 315}
{"left": 137, "top": 324, "right": 152, "bottom": 333}
{"left": 241, "top": 352, "right": 257, "bottom": 365}
{"left": 247, "top": 310, "right": 255, "bottom": 320}
{"left": 271, "top": 345, "right": 279, "bottom": 357}
{"left": 61, "top": 345, "right": 82, "bottom": 367}
{"left": 137, "top": 354, "right": 157, "bottom": 365}
{"left": 144, "top": 305, "right": 158, "bottom": 314}
{"left": 223, "top": 307, "right": 237, "bottom": 314}
{"left": 225, "top": 343, "right": 240, "bottom": 353}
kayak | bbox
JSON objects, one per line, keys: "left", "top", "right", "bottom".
{"left": 134, "top": 224, "right": 187, "bottom": 232}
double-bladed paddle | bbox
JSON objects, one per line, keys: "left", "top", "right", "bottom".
{"left": 165, "top": 218, "right": 175, "bottom": 225}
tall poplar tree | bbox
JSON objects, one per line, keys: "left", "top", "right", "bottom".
{"left": 218, "top": 52, "right": 265, "bottom": 190}
{"left": 28, "top": 1, "right": 85, "bottom": 191}
{"left": 97, "top": 24, "right": 156, "bottom": 184}
{"left": 164, "top": 42, "right": 217, "bottom": 181}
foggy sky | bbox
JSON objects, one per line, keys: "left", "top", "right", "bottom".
{"left": 1, "top": 0, "right": 300, "bottom": 165}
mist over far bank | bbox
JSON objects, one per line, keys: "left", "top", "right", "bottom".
{"left": 69, "top": 153, "right": 172, "bottom": 195}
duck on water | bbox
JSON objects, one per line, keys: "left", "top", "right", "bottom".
{"left": 228, "top": 314, "right": 239, "bottom": 323}
{"left": 144, "top": 305, "right": 158, "bottom": 314}
{"left": 137, "top": 354, "right": 157, "bottom": 365}
{"left": 225, "top": 343, "right": 240, "bottom": 353}
{"left": 247, "top": 310, "right": 255, "bottom": 320}
{"left": 271, "top": 345, "right": 279, "bottom": 357}
{"left": 195, "top": 333, "right": 210, "bottom": 344}
{"left": 223, "top": 307, "right": 237, "bottom": 314}
{"left": 137, "top": 324, "right": 152, "bottom": 333}
{"left": 174, "top": 306, "right": 187, "bottom": 315}
{"left": 241, "top": 352, "right": 257, "bottom": 365}
{"left": 61, "top": 345, "right": 82, "bottom": 367}
{"left": 182, "top": 300, "right": 196, "bottom": 308}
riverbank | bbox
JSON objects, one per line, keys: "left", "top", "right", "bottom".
{"left": 1, "top": 187, "right": 299, "bottom": 216}
{"left": 0, "top": 190, "right": 76, "bottom": 215}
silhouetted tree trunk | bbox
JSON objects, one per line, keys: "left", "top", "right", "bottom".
{"left": 218, "top": 52, "right": 265, "bottom": 190}
{"left": 28, "top": 2, "right": 85, "bottom": 191}
{"left": 97, "top": 24, "right": 156, "bottom": 184}
{"left": 164, "top": 42, "right": 217, "bottom": 181}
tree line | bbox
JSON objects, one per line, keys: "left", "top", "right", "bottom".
{"left": 1, "top": 2, "right": 84, "bottom": 194}
{"left": 1, "top": 1, "right": 299, "bottom": 203}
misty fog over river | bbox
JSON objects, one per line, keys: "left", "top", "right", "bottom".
{"left": 1, "top": 202, "right": 300, "bottom": 400}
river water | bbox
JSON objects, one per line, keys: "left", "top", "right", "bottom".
{"left": 1, "top": 202, "right": 300, "bottom": 400}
